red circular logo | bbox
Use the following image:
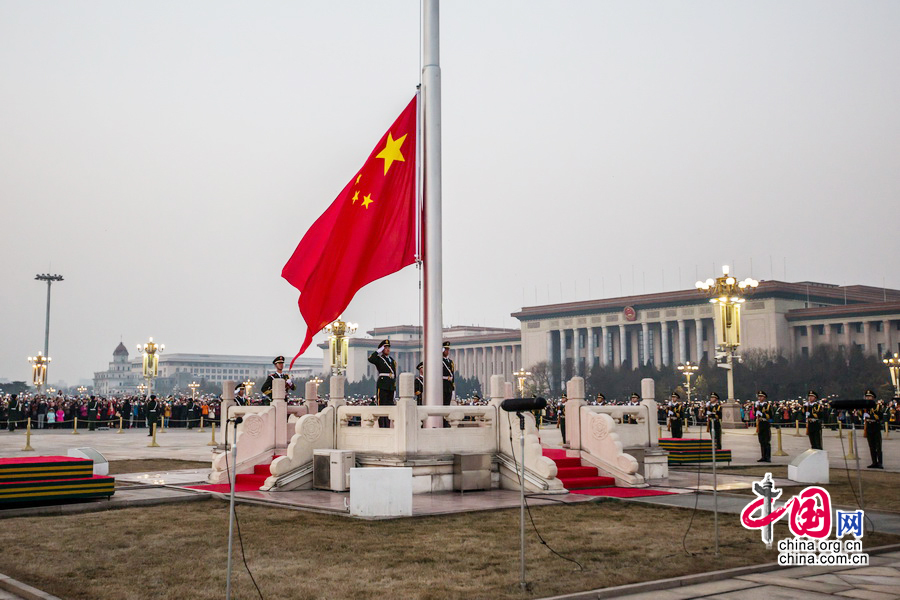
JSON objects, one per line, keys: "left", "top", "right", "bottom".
{"left": 624, "top": 306, "right": 637, "bottom": 321}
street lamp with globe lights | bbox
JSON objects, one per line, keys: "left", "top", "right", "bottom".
{"left": 136, "top": 338, "right": 164, "bottom": 397}
{"left": 513, "top": 368, "right": 532, "bottom": 398}
{"left": 884, "top": 353, "right": 900, "bottom": 398}
{"left": 677, "top": 362, "right": 699, "bottom": 401}
{"left": 28, "top": 353, "right": 51, "bottom": 392}
{"left": 324, "top": 317, "right": 358, "bottom": 375}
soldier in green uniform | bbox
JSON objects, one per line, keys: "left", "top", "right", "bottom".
{"left": 756, "top": 391, "right": 772, "bottom": 462}
{"left": 414, "top": 361, "right": 424, "bottom": 405}
{"left": 668, "top": 392, "right": 683, "bottom": 438}
{"left": 87, "top": 396, "right": 99, "bottom": 431}
{"left": 806, "top": 390, "right": 823, "bottom": 450}
{"left": 707, "top": 392, "right": 723, "bottom": 451}
{"left": 261, "top": 356, "right": 295, "bottom": 405}
{"left": 146, "top": 394, "right": 160, "bottom": 436}
{"left": 368, "top": 339, "right": 396, "bottom": 428}
{"left": 863, "top": 390, "right": 884, "bottom": 469}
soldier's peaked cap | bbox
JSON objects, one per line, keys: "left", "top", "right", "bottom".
{"left": 808, "top": 390, "right": 819, "bottom": 398}
{"left": 865, "top": 389, "right": 876, "bottom": 397}
{"left": 670, "top": 391, "right": 681, "bottom": 399}
{"left": 443, "top": 341, "right": 450, "bottom": 348}
{"left": 757, "top": 390, "right": 768, "bottom": 398}
{"left": 630, "top": 392, "right": 640, "bottom": 399}
{"left": 378, "top": 339, "right": 390, "bottom": 349}
{"left": 273, "top": 356, "right": 285, "bottom": 364}
{"left": 710, "top": 392, "right": 720, "bottom": 400}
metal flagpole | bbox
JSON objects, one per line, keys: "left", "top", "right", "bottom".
{"left": 422, "top": 0, "right": 443, "bottom": 425}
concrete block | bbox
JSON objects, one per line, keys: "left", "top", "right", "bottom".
{"left": 788, "top": 449, "right": 829, "bottom": 484}
{"left": 350, "top": 467, "right": 412, "bottom": 517}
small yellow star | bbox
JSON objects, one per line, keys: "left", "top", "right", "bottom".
{"left": 355, "top": 174, "right": 362, "bottom": 184}
{"left": 351, "top": 190, "right": 359, "bottom": 204}
{"left": 375, "top": 132, "right": 408, "bottom": 175}
{"left": 361, "top": 193, "right": 374, "bottom": 209}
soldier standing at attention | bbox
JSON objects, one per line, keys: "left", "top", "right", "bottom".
{"left": 756, "top": 391, "right": 772, "bottom": 463}
{"left": 863, "top": 390, "right": 884, "bottom": 469}
{"left": 146, "top": 395, "right": 160, "bottom": 436}
{"left": 707, "top": 392, "right": 723, "bottom": 451}
{"left": 414, "top": 362, "right": 424, "bottom": 405}
{"left": 368, "top": 340, "right": 396, "bottom": 428}
{"left": 261, "top": 356, "right": 295, "bottom": 405}
{"left": 87, "top": 396, "right": 99, "bottom": 431}
{"left": 442, "top": 342, "right": 455, "bottom": 405}
{"left": 806, "top": 390, "right": 823, "bottom": 450}
{"left": 669, "top": 392, "right": 683, "bottom": 438}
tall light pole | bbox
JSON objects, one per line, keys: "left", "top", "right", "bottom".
{"left": 188, "top": 381, "right": 200, "bottom": 400}
{"left": 242, "top": 379, "right": 255, "bottom": 398}
{"left": 324, "top": 317, "right": 358, "bottom": 375}
{"left": 28, "top": 353, "right": 51, "bottom": 393}
{"left": 884, "top": 353, "right": 900, "bottom": 397}
{"left": 677, "top": 362, "right": 699, "bottom": 401}
{"left": 137, "top": 337, "right": 164, "bottom": 397}
{"left": 513, "top": 368, "right": 532, "bottom": 398}
{"left": 35, "top": 273, "right": 63, "bottom": 380}
{"left": 696, "top": 265, "right": 758, "bottom": 426}
{"left": 77, "top": 385, "right": 87, "bottom": 397}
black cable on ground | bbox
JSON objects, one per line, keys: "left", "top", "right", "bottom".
{"left": 837, "top": 420, "right": 876, "bottom": 534}
{"left": 507, "top": 412, "right": 584, "bottom": 572}
{"left": 681, "top": 418, "right": 706, "bottom": 556}
{"left": 224, "top": 421, "right": 265, "bottom": 600}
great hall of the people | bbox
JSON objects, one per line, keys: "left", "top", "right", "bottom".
{"left": 330, "top": 280, "right": 900, "bottom": 393}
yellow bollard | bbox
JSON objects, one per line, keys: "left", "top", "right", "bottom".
{"left": 73, "top": 417, "right": 80, "bottom": 435}
{"left": 23, "top": 418, "right": 34, "bottom": 452}
{"left": 198, "top": 416, "right": 205, "bottom": 433}
{"left": 658, "top": 425, "right": 663, "bottom": 438}
{"left": 844, "top": 428, "right": 857, "bottom": 460}
{"left": 838, "top": 421, "right": 843, "bottom": 439}
{"left": 885, "top": 422, "right": 890, "bottom": 439}
{"left": 794, "top": 419, "right": 801, "bottom": 437}
{"left": 160, "top": 414, "right": 168, "bottom": 433}
{"left": 117, "top": 415, "right": 124, "bottom": 434}
{"left": 148, "top": 423, "right": 160, "bottom": 448}
{"left": 774, "top": 426, "right": 788, "bottom": 457}
{"left": 207, "top": 422, "right": 218, "bottom": 447}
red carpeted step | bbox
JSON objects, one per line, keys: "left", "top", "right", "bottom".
{"left": 558, "top": 475, "right": 615, "bottom": 490}
{"left": 556, "top": 466, "right": 599, "bottom": 479}
{"left": 253, "top": 463, "right": 272, "bottom": 476}
{"left": 235, "top": 473, "right": 269, "bottom": 488}
{"left": 552, "top": 457, "right": 582, "bottom": 468}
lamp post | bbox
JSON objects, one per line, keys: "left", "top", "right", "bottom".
{"left": 35, "top": 273, "right": 63, "bottom": 377}
{"left": 137, "top": 337, "right": 164, "bottom": 397}
{"left": 76, "top": 386, "right": 87, "bottom": 397}
{"left": 188, "top": 381, "right": 200, "bottom": 400}
{"left": 884, "top": 353, "right": 900, "bottom": 397}
{"left": 324, "top": 317, "right": 358, "bottom": 375}
{"left": 310, "top": 376, "right": 323, "bottom": 398}
{"left": 696, "top": 265, "right": 758, "bottom": 427}
{"left": 28, "top": 353, "right": 51, "bottom": 393}
{"left": 242, "top": 379, "right": 255, "bottom": 398}
{"left": 137, "top": 383, "right": 147, "bottom": 396}
{"left": 677, "top": 362, "right": 699, "bottom": 401}
{"left": 513, "top": 368, "right": 532, "bottom": 398}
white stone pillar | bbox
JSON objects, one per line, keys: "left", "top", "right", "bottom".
{"left": 559, "top": 330, "right": 567, "bottom": 388}
{"left": 328, "top": 375, "right": 346, "bottom": 408}
{"left": 660, "top": 321, "right": 669, "bottom": 367}
{"left": 641, "top": 322, "right": 650, "bottom": 366}
{"left": 678, "top": 319, "right": 687, "bottom": 363}
{"left": 844, "top": 322, "right": 852, "bottom": 351}
{"left": 574, "top": 328, "right": 582, "bottom": 376}
{"left": 619, "top": 325, "right": 628, "bottom": 367}
{"left": 272, "top": 379, "right": 287, "bottom": 449}
{"left": 397, "top": 372, "right": 418, "bottom": 454}
{"left": 863, "top": 321, "right": 873, "bottom": 355}
{"left": 885, "top": 319, "right": 894, "bottom": 356}
{"left": 566, "top": 376, "right": 585, "bottom": 451}
{"left": 546, "top": 332, "right": 555, "bottom": 392}
{"left": 694, "top": 318, "right": 704, "bottom": 364}
{"left": 586, "top": 327, "right": 595, "bottom": 372}
{"left": 601, "top": 326, "right": 609, "bottom": 366}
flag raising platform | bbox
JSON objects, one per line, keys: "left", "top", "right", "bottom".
{"left": 658, "top": 438, "right": 732, "bottom": 464}
{"left": 0, "top": 456, "right": 115, "bottom": 504}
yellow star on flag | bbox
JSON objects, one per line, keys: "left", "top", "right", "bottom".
{"left": 375, "top": 132, "right": 408, "bottom": 175}
{"left": 361, "top": 193, "right": 374, "bottom": 209}
{"left": 355, "top": 174, "right": 362, "bottom": 184}
{"left": 352, "top": 190, "right": 359, "bottom": 204}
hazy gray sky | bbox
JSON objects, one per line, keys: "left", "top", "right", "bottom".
{"left": 2, "top": 1, "right": 899, "bottom": 385}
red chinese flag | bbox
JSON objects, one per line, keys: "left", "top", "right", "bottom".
{"left": 282, "top": 96, "right": 418, "bottom": 367}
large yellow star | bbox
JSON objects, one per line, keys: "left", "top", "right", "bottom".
{"left": 375, "top": 132, "right": 408, "bottom": 175}
{"left": 361, "top": 193, "right": 374, "bottom": 209}
{"left": 351, "top": 190, "right": 359, "bottom": 204}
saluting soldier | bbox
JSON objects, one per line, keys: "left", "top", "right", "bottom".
{"left": 668, "top": 392, "right": 683, "bottom": 438}
{"left": 146, "top": 394, "right": 160, "bottom": 436}
{"left": 707, "top": 392, "right": 723, "bottom": 450}
{"left": 261, "top": 356, "right": 295, "bottom": 405}
{"left": 863, "top": 390, "right": 884, "bottom": 469}
{"left": 442, "top": 341, "right": 455, "bottom": 405}
{"left": 368, "top": 339, "right": 397, "bottom": 428}
{"left": 756, "top": 391, "right": 772, "bottom": 462}
{"left": 806, "top": 390, "right": 823, "bottom": 450}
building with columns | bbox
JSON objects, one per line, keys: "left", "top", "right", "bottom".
{"left": 512, "top": 280, "right": 900, "bottom": 392}
{"left": 320, "top": 325, "right": 522, "bottom": 391}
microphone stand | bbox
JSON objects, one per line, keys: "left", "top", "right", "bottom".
{"left": 517, "top": 411, "right": 527, "bottom": 591}
{"left": 225, "top": 416, "right": 242, "bottom": 600}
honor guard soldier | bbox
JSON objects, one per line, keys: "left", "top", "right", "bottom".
{"left": 863, "top": 390, "right": 884, "bottom": 469}
{"left": 234, "top": 384, "right": 248, "bottom": 406}
{"left": 668, "top": 392, "right": 684, "bottom": 438}
{"left": 368, "top": 339, "right": 396, "bottom": 427}
{"left": 87, "top": 395, "right": 99, "bottom": 431}
{"left": 261, "top": 356, "right": 295, "bottom": 404}
{"left": 7, "top": 395, "right": 22, "bottom": 432}
{"left": 756, "top": 391, "right": 772, "bottom": 462}
{"left": 146, "top": 395, "right": 160, "bottom": 436}
{"left": 595, "top": 393, "right": 606, "bottom": 405}
{"left": 442, "top": 342, "right": 455, "bottom": 405}
{"left": 806, "top": 390, "right": 823, "bottom": 450}
{"left": 707, "top": 392, "right": 723, "bottom": 450}
{"left": 414, "top": 362, "right": 424, "bottom": 405}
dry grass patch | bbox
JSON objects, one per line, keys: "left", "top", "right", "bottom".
{"left": 107, "top": 459, "right": 211, "bottom": 475}
{"left": 0, "top": 499, "right": 897, "bottom": 600}
{"left": 677, "top": 465, "right": 900, "bottom": 513}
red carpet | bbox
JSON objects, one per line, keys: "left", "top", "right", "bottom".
{"left": 569, "top": 487, "right": 676, "bottom": 498}
{"left": 185, "top": 483, "right": 262, "bottom": 494}
{"left": 186, "top": 456, "right": 282, "bottom": 494}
